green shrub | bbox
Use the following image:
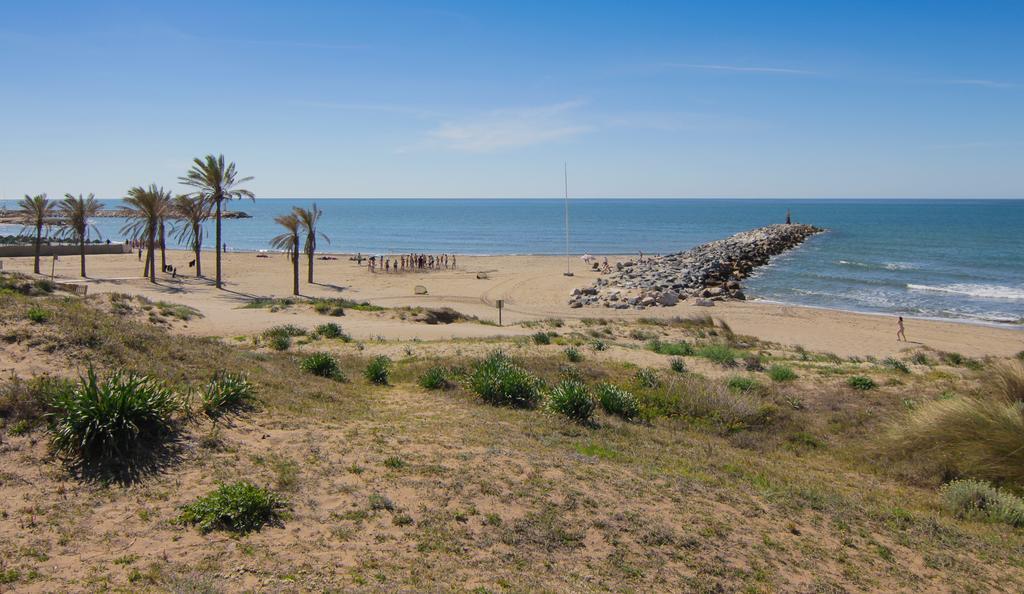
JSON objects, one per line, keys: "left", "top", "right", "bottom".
{"left": 596, "top": 383, "right": 639, "bottom": 420}
{"left": 727, "top": 376, "right": 760, "bottom": 393}
{"left": 315, "top": 322, "right": 350, "bottom": 341}
{"left": 847, "top": 375, "right": 876, "bottom": 391}
{"left": 1017, "top": 351, "right": 1024, "bottom": 361}
{"left": 469, "top": 351, "right": 541, "bottom": 408}
{"left": 634, "top": 367, "right": 660, "bottom": 388}
{"left": 940, "top": 479, "right": 1024, "bottom": 527}
{"left": 546, "top": 379, "right": 595, "bottom": 423}
{"left": 48, "top": 369, "right": 179, "bottom": 468}
{"left": 363, "top": 356, "right": 391, "bottom": 385}
{"left": 27, "top": 306, "right": 48, "bottom": 323}
{"left": 266, "top": 333, "right": 291, "bottom": 351}
{"left": 647, "top": 339, "right": 694, "bottom": 357}
{"left": 419, "top": 366, "right": 451, "bottom": 390}
{"left": 564, "top": 346, "right": 583, "bottom": 363}
{"left": 591, "top": 339, "right": 608, "bottom": 351}
{"left": 383, "top": 455, "right": 405, "bottom": 469}
{"left": 669, "top": 358, "right": 687, "bottom": 373}
{"left": 300, "top": 352, "right": 346, "bottom": 381}
{"left": 888, "top": 395, "right": 1024, "bottom": 485}
{"left": 532, "top": 332, "right": 552, "bottom": 345}
{"left": 312, "top": 299, "right": 346, "bottom": 316}
{"left": 883, "top": 357, "right": 911, "bottom": 374}
{"left": 178, "top": 481, "right": 285, "bottom": 534}
{"left": 201, "top": 372, "right": 255, "bottom": 416}
{"left": 697, "top": 344, "right": 738, "bottom": 367}
{"left": 767, "top": 365, "right": 798, "bottom": 382}
{"left": 265, "top": 324, "right": 307, "bottom": 338}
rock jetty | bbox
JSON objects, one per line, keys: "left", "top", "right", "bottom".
{"left": 569, "top": 224, "right": 823, "bottom": 310}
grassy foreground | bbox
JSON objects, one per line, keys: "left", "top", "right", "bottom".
{"left": 2, "top": 275, "right": 1024, "bottom": 592}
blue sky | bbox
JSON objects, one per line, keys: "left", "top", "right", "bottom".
{"left": 0, "top": 0, "right": 1021, "bottom": 198}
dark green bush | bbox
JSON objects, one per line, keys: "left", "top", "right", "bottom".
{"left": 727, "top": 376, "right": 760, "bottom": 393}
{"left": 547, "top": 379, "right": 595, "bottom": 423}
{"left": 532, "top": 332, "right": 552, "bottom": 345}
{"left": 364, "top": 355, "right": 392, "bottom": 385}
{"left": 178, "top": 481, "right": 285, "bottom": 534}
{"left": 201, "top": 372, "right": 256, "bottom": 416}
{"left": 469, "top": 351, "right": 541, "bottom": 408}
{"left": 697, "top": 344, "right": 738, "bottom": 367}
{"left": 27, "top": 306, "right": 48, "bottom": 323}
{"left": 315, "top": 322, "right": 350, "bottom": 341}
{"left": 596, "top": 383, "right": 639, "bottom": 420}
{"left": 847, "top": 375, "right": 876, "bottom": 391}
{"left": 300, "top": 352, "right": 346, "bottom": 381}
{"left": 647, "top": 339, "right": 694, "bottom": 357}
{"left": 48, "top": 369, "right": 180, "bottom": 468}
{"left": 591, "top": 339, "right": 608, "bottom": 351}
{"left": 767, "top": 364, "right": 798, "bottom": 382}
{"left": 669, "top": 358, "right": 687, "bottom": 373}
{"left": 419, "top": 366, "right": 451, "bottom": 390}
{"left": 564, "top": 346, "right": 583, "bottom": 363}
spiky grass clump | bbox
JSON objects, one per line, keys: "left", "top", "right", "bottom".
{"left": 469, "top": 351, "right": 541, "bottom": 408}
{"left": 591, "top": 339, "right": 608, "bottom": 351}
{"left": 940, "top": 479, "right": 1024, "bottom": 527}
{"left": 532, "top": 332, "right": 552, "bottom": 345}
{"left": 767, "top": 365, "right": 798, "bottom": 382}
{"left": 883, "top": 357, "right": 911, "bottom": 374}
{"left": 888, "top": 395, "right": 1024, "bottom": 485}
{"left": 300, "top": 352, "right": 346, "bottom": 381}
{"left": 647, "top": 339, "right": 694, "bottom": 357}
{"left": 847, "top": 375, "right": 876, "bottom": 391}
{"left": 315, "top": 322, "right": 350, "bottom": 341}
{"left": 564, "top": 346, "right": 583, "bottom": 363}
{"left": 201, "top": 372, "right": 256, "bottom": 417}
{"left": 48, "top": 369, "right": 179, "bottom": 468}
{"left": 178, "top": 481, "right": 285, "bottom": 534}
{"left": 364, "top": 356, "right": 392, "bottom": 385}
{"left": 634, "top": 367, "right": 660, "bottom": 388}
{"left": 546, "top": 378, "right": 595, "bottom": 423}
{"left": 697, "top": 344, "right": 738, "bottom": 367}
{"left": 669, "top": 358, "right": 687, "bottom": 373}
{"left": 419, "top": 366, "right": 451, "bottom": 390}
{"left": 596, "top": 383, "right": 639, "bottom": 420}
{"left": 993, "top": 361, "right": 1024, "bottom": 402}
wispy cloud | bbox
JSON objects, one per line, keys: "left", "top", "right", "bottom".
{"left": 939, "top": 79, "right": 1018, "bottom": 89}
{"left": 659, "top": 63, "right": 816, "bottom": 75}
{"left": 427, "top": 101, "right": 592, "bottom": 152}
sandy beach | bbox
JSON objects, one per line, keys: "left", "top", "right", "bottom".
{"left": 2, "top": 248, "right": 1020, "bottom": 358}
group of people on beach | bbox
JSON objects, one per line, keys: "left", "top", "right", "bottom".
{"left": 366, "top": 253, "right": 456, "bottom": 273}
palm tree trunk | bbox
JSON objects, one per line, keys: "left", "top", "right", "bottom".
{"left": 292, "top": 244, "right": 300, "bottom": 295}
{"left": 80, "top": 237, "right": 86, "bottom": 277}
{"left": 159, "top": 221, "right": 167, "bottom": 270}
{"left": 194, "top": 223, "right": 202, "bottom": 277}
{"left": 148, "top": 223, "right": 156, "bottom": 283}
{"left": 215, "top": 199, "right": 222, "bottom": 289}
{"left": 33, "top": 225, "right": 42, "bottom": 274}
{"left": 308, "top": 249, "right": 314, "bottom": 284}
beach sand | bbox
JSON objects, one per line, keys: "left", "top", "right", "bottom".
{"left": 3, "top": 249, "right": 1020, "bottom": 358}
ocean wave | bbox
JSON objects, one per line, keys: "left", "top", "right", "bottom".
{"left": 835, "top": 259, "right": 917, "bottom": 271}
{"left": 906, "top": 283, "right": 1024, "bottom": 300}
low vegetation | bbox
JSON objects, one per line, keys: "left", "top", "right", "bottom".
{"left": 419, "top": 366, "right": 451, "bottom": 390}
{"left": 201, "top": 372, "right": 256, "bottom": 417}
{"left": 300, "top": 352, "right": 346, "bottom": 381}
{"left": 646, "top": 339, "right": 694, "bottom": 357}
{"left": 469, "top": 351, "right": 541, "bottom": 408}
{"left": 595, "top": 383, "right": 639, "bottom": 420}
{"left": 940, "top": 479, "right": 1024, "bottom": 527}
{"left": 364, "top": 355, "right": 392, "bottom": 385}
{"left": 767, "top": 364, "right": 798, "bottom": 382}
{"left": 546, "top": 378, "right": 595, "bottom": 423}
{"left": 846, "top": 375, "right": 876, "bottom": 390}
{"left": 178, "top": 481, "right": 286, "bottom": 534}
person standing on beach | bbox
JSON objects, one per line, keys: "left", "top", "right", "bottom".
{"left": 896, "top": 316, "right": 906, "bottom": 342}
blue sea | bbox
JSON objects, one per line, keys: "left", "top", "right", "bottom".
{"left": 2, "top": 198, "right": 1022, "bottom": 326}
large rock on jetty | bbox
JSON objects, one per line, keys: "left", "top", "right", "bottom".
{"left": 569, "top": 223, "right": 823, "bottom": 310}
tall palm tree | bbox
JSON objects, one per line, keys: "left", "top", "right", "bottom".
{"left": 59, "top": 193, "right": 104, "bottom": 277}
{"left": 269, "top": 213, "right": 301, "bottom": 296}
{"left": 17, "top": 194, "right": 56, "bottom": 274}
{"left": 294, "top": 203, "right": 330, "bottom": 284}
{"left": 179, "top": 154, "right": 254, "bottom": 289}
{"left": 171, "top": 195, "right": 210, "bottom": 278}
{"left": 121, "top": 185, "right": 172, "bottom": 283}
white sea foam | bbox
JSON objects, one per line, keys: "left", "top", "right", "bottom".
{"left": 906, "top": 283, "right": 1024, "bottom": 300}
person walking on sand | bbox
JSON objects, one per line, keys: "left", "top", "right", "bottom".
{"left": 896, "top": 316, "right": 906, "bottom": 342}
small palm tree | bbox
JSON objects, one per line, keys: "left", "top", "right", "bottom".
{"left": 270, "top": 213, "right": 301, "bottom": 296}
{"left": 179, "top": 154, "right": 254, "bottom": 289}
{"left": 295, "top": 204, "right": 330, "bottom": 284}
{"left": 59, "top": 193, "right": 104, "bottom": 277}
{"left": 171, "top": 195, "right": 210, "bottom": 278}
{"left": 17, "top": 194, "right": 56, "bottom": 274}
{"left": 121, "top": 185, "right": 172, "bottom": 283}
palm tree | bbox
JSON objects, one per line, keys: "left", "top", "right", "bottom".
{"left": 17, "top": 194, "right": 56, "bottom": 274}
{"left": 295, "top": 203, "right": 330, "bottom": 284}
{"left": 171, "top": 195, "right": 210, "bottom": 278}
{"left": 270, "top": 213, "right": 301, "bottom": 296}
{"left": 179, "top": 154, "right": 254, "bottom": 289}
{"left": 121, "top": 185, "right": 172, "bottom": 283}
{"left": 59, "top": 193, "right": 104, "bottom": 277}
